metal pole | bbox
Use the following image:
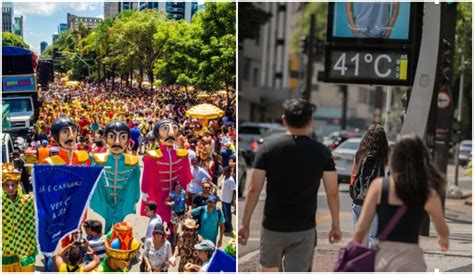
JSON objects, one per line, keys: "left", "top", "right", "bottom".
{"left": 303, "top": 14, "right": 316, "bottom": 101}
{"left": 341, "top": 85, "right": 348, "bottom": 130}
{"left": 454, "top": 54, "right": 464, "bottom": 186}
{"left": 384, "top": 86, "right": 392, "bottom": 133}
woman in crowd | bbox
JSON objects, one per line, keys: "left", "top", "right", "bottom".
{"left": 352, "top": 134, "right": 449, "bottom": 271}
{"left": 142, "top": 223, "right": 174, "bottom": 272}
{"left": 350, "top": 124, "right": 390, "bottom": 247}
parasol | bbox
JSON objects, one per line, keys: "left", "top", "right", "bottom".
{"left": 185, "top": 103, "right": 225, "bottom": 132}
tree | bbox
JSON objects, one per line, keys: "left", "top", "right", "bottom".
{"left": 2, "top": 32, "right": 29, "bottom": 49}
{"left": 194, "top": 1, "right": 236, "bottom": 108}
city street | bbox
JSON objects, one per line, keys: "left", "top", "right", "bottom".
{"left": 238, "top": 164, "right": 472, "bottom": 272}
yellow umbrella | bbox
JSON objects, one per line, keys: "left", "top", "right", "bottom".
{"left": 185, "top": 103, "right": 225, "bottom": 132}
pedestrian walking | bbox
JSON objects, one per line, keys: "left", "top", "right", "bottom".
{"left": 144, "top": 201, "right": 163, "bottom": 240}
{"left": 349, "top": 124, "right": 389, "bottom": 247}
{"left": 352, "top": 134, "right": 449, "bottom": 272}
{"left": 221, "top": 167, "right": 236, "bottom": 234}
{"left": 191, "top": 195, "right": 225, "bottom": 246}
{"left": 238, "top": 98, "right": 341, "bottom": 272}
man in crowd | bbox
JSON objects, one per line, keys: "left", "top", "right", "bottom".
{"left": 90, "top": 120, "right": 141, "bottom": 233}
{"left": 192, "top": 181, "right": 213, "bottom": 208}
{"left": 188, "top": 157, "right": 212, "bottom": 207}
{"left": 144, "top": 201, "right": 163, "bottom": 240}
{"left": 239, "top": 98, "right": 341, "bottom": 272}
{"left": 172, "top": 219, "right": 203, "bottom": 272}
{"left": 191, "top": 195, "right": 225, "bottom": 247}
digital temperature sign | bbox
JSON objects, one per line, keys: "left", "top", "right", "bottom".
{"left": 325, "top": 47, "right": 414, "bottom": 86}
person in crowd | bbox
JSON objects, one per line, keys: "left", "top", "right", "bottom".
{"left": 166, "top": 182, "right": 187, "bottom": 246}
{"left": 352, "top": 134, "right": 449, "bottom": 271}
{"left": 191, "top": 195, "right": 225, "bottom": 246}
{"left": 144, "top": 201, "right": 163, "bottom": 240}
{"left": 142, "top": 223, "right": 174, "bottom": 272}
{"left": 192, "top": 181, "right": 213, "bottom": 209}
{"left": 82, "top": 220, "right": 106, "bottom": 263}
{"left": 188, "top": 157, "right": 212, "bottom": 207}
{"left": 239, "top": 98, "right": 341, "bottom": 272}
{"left": 172, "top": 219, "right": 203, "bottom": 272}
{"left": 221, "top": 167, "right": 236, "bottom": 234}
{"left": 184, "top": 240, "right": 216, "bottom": 272}
{"left": 2, "top": 163, "right": 37, "bottom": 272}
{"left": 220, "top": 142, "right": 233, "bottom": 168}
{"left": 12, "top": 150, "right": 31, "bottom": 193}
{"left": 350, "top": 124, "right": 389, "bottom": 247}
{"left": 54, "top": 241, "right": 99, "bottom": 272}
{"left": 90, "top": 121, "right": 141, "bottom": 233}
{"left": 37, "top": 140, "right": 51, "bottom": 164}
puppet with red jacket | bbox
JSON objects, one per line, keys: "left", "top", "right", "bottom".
{"left": 141, "top": 119, "right": 192, "bottom": 225}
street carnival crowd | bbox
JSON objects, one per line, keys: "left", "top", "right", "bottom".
{"left": 2, "top": 79, "right": 237, "bottom": 272}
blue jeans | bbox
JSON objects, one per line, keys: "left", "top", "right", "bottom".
{"left": 222, "top": 202, "right": 233, "bottom": 233}
{"left": 352, "top": 203, "right": 378, "bottom": 248}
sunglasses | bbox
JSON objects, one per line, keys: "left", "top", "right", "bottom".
{"left": 204, "top": 187, "right": 211, "bottom": 190}
{"left": 183, "top": 228, "right": 194, "bottom": 232}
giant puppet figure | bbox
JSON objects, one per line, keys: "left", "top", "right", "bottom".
{"left": 90, "top": 121, "right": 141, "bottom": 233}
{"left": 44, "top": 117, "right": 91, "bottom": 166}
{"left": 141, "top": 119, "right": 192, "bottom": 225}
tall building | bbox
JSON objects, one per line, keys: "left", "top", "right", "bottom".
{"left": 105, "top": 2, "right": 198, "bottom": 23}
{"left": 67, "top": 13, "right": 103, "bottom": 30}
{"left": 52, "top": 34, "right": 59, "bottom": 42}
{"left": 58, "top": 23, "right": 68, "bottom": 34}
{"left": 40, "top": 41, "right": 48, "bottom": 54}
{"left": 12, "top": 16, "right": 23, "bottom": 37}
{"left": 104, "top": 2, "right": 139, "bottom": 18}
{"left": 2, "top": 2, "right": 13, "bottom": 33}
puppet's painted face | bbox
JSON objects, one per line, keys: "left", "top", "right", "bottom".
{"left": 158, "top": 122, "right": 179, "bottom": 146}
{"left": 59, "top": 126, "right": 78, "bottom": 150}
{"left": 106, "top": 130, "right": 129, "bottom": 155}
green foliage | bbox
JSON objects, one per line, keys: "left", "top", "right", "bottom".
{"left": 44, "top": 4, "right": 235, "bottom": 91}
{"left": 2, "top": 32, "right": 29, "bottom": 49}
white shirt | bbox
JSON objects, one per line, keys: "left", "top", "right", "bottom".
{"left": 146, "top": 214, "right": 163, "bottom": 239}
{"left": 221, "top": 176, "right": 236, "bottom": 203}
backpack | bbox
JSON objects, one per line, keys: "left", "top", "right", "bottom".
{"left": 349, "top": 155, "right": 385, "bottom": 205}
{"left": 194, "top": 206, "right": 222, "bottom": 228}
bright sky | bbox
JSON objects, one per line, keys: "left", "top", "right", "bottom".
{"left": 13, "top": 1, "right": 206, "bottom": 55}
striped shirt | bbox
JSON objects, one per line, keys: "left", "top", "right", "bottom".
{"left": 84, "top": 236, "right": 106, "bottom": 263}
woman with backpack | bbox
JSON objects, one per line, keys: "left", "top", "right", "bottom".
{"left": 350, "top": 124, "right": 389, "bottom": 247}
{"left": 352, "top": 134, "right": 449, "bottom": 271}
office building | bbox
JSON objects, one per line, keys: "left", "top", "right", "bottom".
{"left": 13, "top": 16, "right": 23, "bottom": 37}
{"left": 58, "top": 23, "right": 68, "bottom": 34}
{"left": 40, "top": 41, "right": 48, "bottom": 54}
{"left": 67, "top": 13, "right": 103, "bottom": 30}
{"left": 2, "top": 2, "right": 13, "bottom": 33}
{"left": 52, "top": 34, "right": 59, "bottom": 42}
{"left": 105, "top": 2, "right": 198, "bottom": 23}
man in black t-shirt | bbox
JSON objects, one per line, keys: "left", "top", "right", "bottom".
{"left": 238, "top": 98, "right": 342, "bottom": 272}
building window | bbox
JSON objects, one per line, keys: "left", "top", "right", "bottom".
{"left": 243, "top": 58, "right": 251, "bottom": 81}
{"left": 252, "top": 68, "right": 259, "bottom": 87}
{"left": 359, "top": 88, "right": 369, "bottom": 104}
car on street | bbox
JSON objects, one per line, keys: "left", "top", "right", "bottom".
{"left": 238, "top": 122, "right": 285, "bottom": 165}
{"left": 458, "top": 140, "right": 472, "bottom": 166}
{"left": 332, "top": 138, "right": 361, "bottom": 184}
{"left": 323, "top": 130, "right": 363, "bottom": 150}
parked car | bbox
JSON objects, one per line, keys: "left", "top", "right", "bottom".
{"left": 458, "top": 140, "right": 472, "bottom": 166}
{"left": 324, "top": 130, "right": 363, "bottom": 150}
{"left": 238, "top": 122, "right": 285, "bottom": 165}
{"left": 238, "top": 152, "right": 248, "bottom": 198}
{"left": 332, "top": 138, "right": 361, "bottom": 184}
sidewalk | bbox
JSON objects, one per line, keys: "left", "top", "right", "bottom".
{"left": 238, "top": 196, "right": 472, "bottom": 272}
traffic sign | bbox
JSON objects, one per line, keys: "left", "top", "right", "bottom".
{"left": 437, "top": 90, "right": 451, "bottom": 109}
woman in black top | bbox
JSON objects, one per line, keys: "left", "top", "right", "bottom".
{"left": 352, "top": 134, "right": 449, "bottom": 271}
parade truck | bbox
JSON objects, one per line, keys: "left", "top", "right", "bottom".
{"left": 2, "top": 46, "right": 40, "bottom": 135}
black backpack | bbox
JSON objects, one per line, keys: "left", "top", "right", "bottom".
{"left": 349, "top": 155, "right": 385, "bottom": 205}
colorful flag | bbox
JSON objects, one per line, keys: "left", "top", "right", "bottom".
{"left": 33, "top": 165, "right": 104, "bottom": 255}
{"left": 208, "top": 248, "right": 236, "bottom": 272}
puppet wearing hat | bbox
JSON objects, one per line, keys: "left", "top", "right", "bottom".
{"left": 2, "top": 163, "right": 37, "bottom": 272}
